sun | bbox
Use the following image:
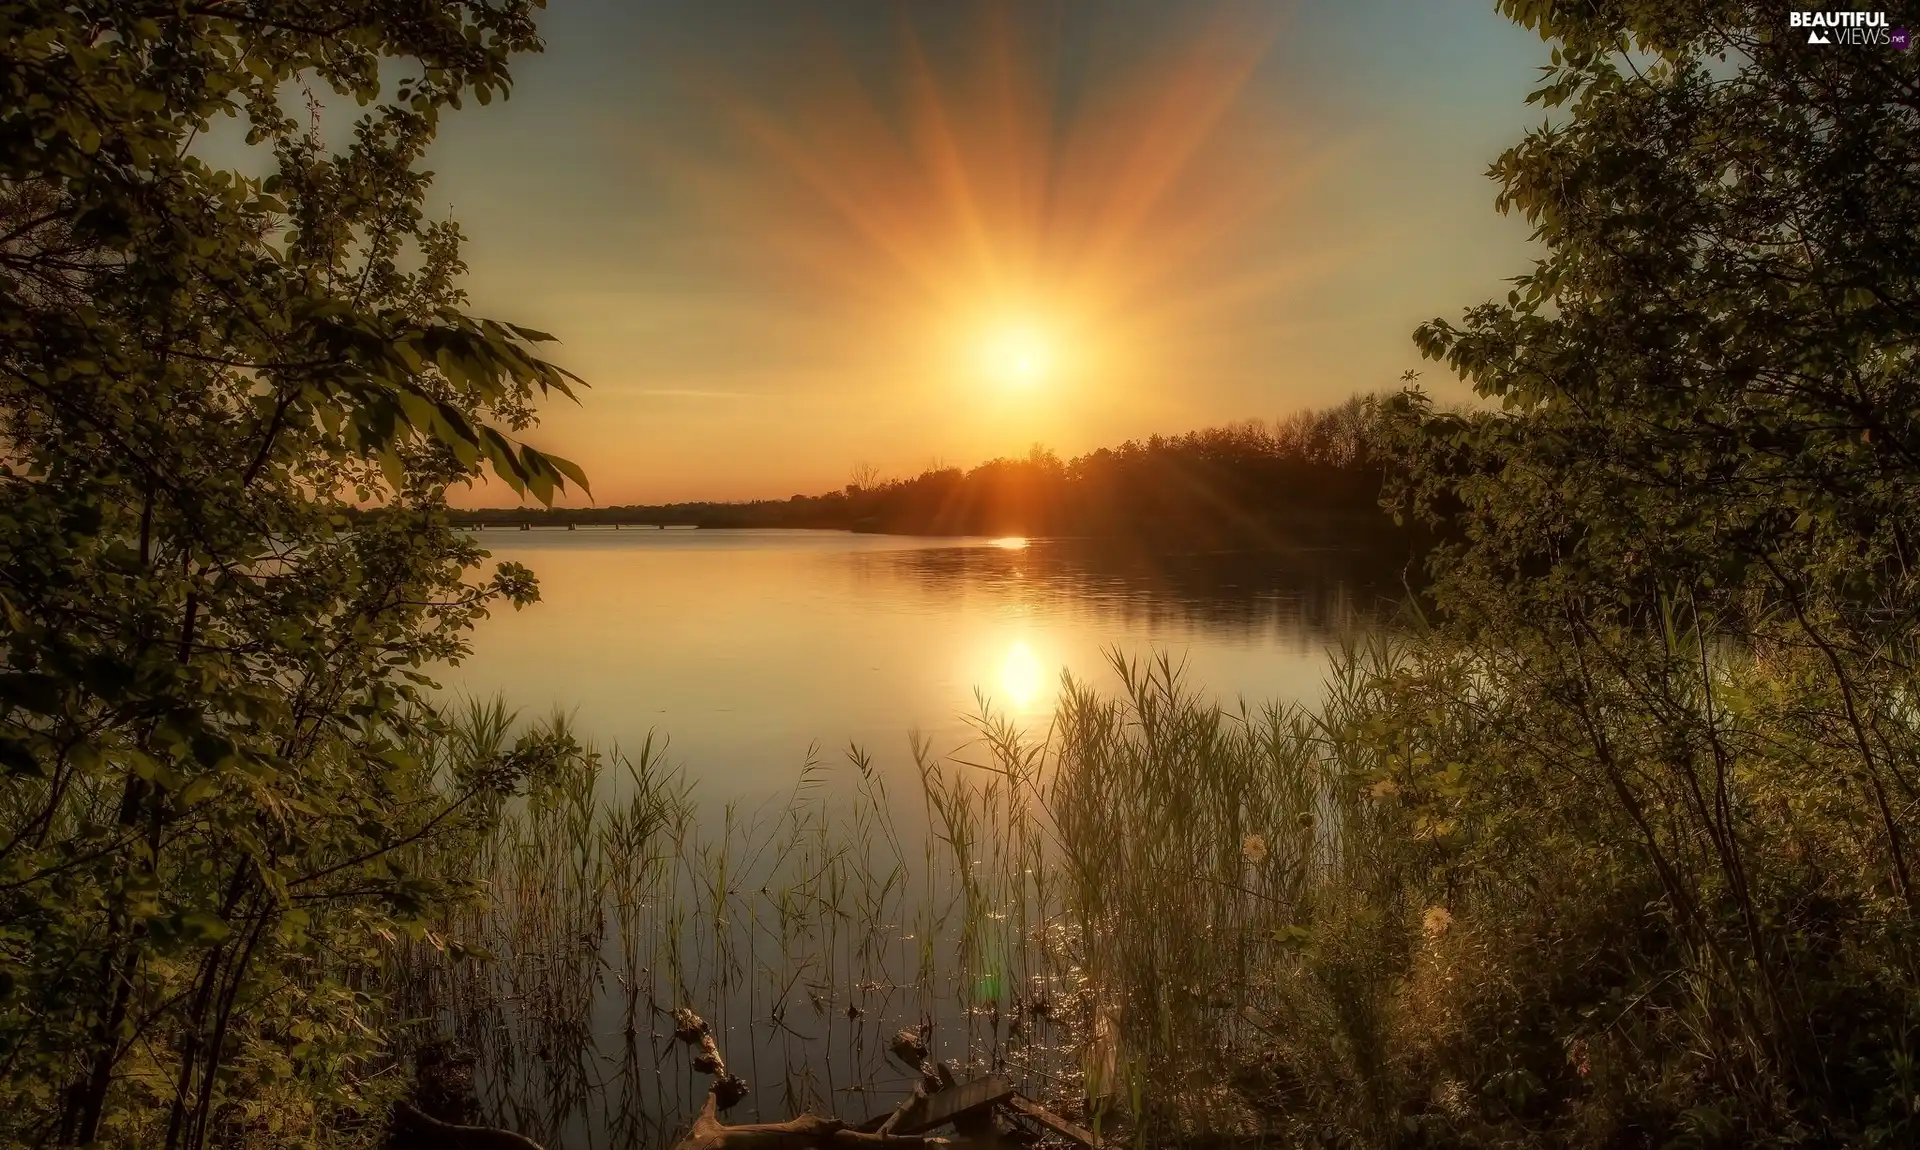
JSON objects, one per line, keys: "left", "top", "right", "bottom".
{"left": 982, "top": 323, "right": 1052, "bottom": 388}
{"left": 687, "top": 1, "right": 1301, "bottom": 437}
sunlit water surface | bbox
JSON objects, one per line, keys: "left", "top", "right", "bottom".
{"left": 442, "top": 527, "right": 1404, "bottom": 801}
{"left": 425, "top": 527, "right": 1409, "bottom": 1148}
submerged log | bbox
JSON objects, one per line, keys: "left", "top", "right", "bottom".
{"left": 668, "top": 1007, "right": 1087, "bottom": 1150}
{"left": 670, "top": 1009, "right": 950, "bottom": 1150}
{"left": 672, "top": 1089, "right": 951, "bottom": 1150}
{"left": 1001, "top": 1096, "right": 1099, "bottom": 1149}
{"left": 880, "top": 1076, "right": 1013, "bottom": 1137}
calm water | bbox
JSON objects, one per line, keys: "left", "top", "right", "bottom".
{"left": 442, "top": 527, "right": 1405, "bottom": 800}
{"left": 430, "top": 526, "right": 1409, "bottom": 1147}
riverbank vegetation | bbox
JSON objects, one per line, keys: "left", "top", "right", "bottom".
{"left": 386, "top": 613, "right": 1920, "bottom": 1147}
{"left": 0, "top": 4, "right": 586, "bottom": 1147}
{"left": 375, "top": 651, "right": 1429, "bottom": 1150}
{"left": 3, "top": 0, "right": 1915, "bottom": 1148}
{"left": 451, "top": 397, "right": 1399, "bottom": 551}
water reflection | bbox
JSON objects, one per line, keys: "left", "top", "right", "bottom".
{"left": 446, "top": 528, "right": 1406, "bottom": 801}
{"left": 868, "top": 535, "right": 1410, "bottom": 640}
{"left": 997, "top": 639, "right": 1049, "bottom": 711}
{"left": 429, "top": 527, "right": 1416, "bottom": 1148}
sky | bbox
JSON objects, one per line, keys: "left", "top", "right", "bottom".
{"left": 414, "top": 0, "right": 1549, "bottom": 506}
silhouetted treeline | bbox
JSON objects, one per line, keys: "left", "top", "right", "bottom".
{"left": 458, "top": 397, "right": 1416, "bottom": 549}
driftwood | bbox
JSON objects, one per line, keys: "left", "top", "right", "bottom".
{"left": 1001, "top": 1096, "right": 1099, "bottom": 1149}
{"left": 671, "top": 1006, "right": 749, "bottom": 1111}
{"left": 667, "top": 1007, "right": 1098, "bottom": 1150}
{"left": 881, "top": 1076, "right": 1014, "bottom": 1137}
{"left": 668, "top": 1007, "right": 940, "bottom": 1150}
{"left": 672, "top": 1088, "right": 951, "bottom": 1150}
{"left": 887, "top": 1026, "right": 930, "bottom": 1069}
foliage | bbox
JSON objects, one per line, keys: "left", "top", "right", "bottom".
{"left": 1363, "top": 1, "right": 1920, "bottom": 1143}
{"left": 0, "top": 2, "right": 586, "bottom": 1146}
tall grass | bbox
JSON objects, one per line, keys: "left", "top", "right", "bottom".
{"left": 1044, "top": 650, "right": 1410, "bottom": 1141}
{"left": 385, "top": 646, "right": 1422, "bottom": 1149}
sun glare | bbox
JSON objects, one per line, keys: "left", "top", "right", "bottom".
{"left": 983, "top": 323, "right": 1052, "bottom": 388}
{"left": 687, "top": 0, "right": 1295, "bottom": 441}
{"left": 998, "top": 640, "right": 1047, "bottom": 710}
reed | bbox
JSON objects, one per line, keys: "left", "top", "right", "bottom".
{"left": 386, "top": 644, "right": 1420, "bottom": 1149}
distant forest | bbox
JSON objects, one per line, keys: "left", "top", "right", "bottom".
{"left": 456, "top": 396, "right": 1407, "bottom": 548}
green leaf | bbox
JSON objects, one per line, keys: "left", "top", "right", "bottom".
{"left": 1269, "top": 925, "right": 1313, "bottom": 949}
{"left": 545, "top": 451, "right": 591, "bottom": 496}
{"left": 379, "top": 449, "right": 407, "bottom": 494}
{"left": 176, "top": 910, "right": 233, "bottom": 945}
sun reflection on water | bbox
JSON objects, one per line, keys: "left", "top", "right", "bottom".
{"left": 998, "top": 639, "right": 1047, "bottom": 710}
{"left": 990, "top": 536, "right": 1029, "bottom": 550}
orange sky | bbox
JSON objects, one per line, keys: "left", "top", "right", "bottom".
{"left": 422, "top": 0, "right": 1543, "bottom": 506}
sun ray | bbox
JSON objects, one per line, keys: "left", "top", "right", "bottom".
{"left": 644, "top": 0, "right": 1339, "bottom": 446}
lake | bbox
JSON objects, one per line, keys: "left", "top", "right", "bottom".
{"left": 442, "top": 527, "right": 1407, "bottom": 802}
{"left": 422, "top": 526, "right": 1412, "bottom": 1148}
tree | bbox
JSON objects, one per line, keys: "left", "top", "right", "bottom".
{"left": 1398, "top": 0, "right": 1918, "bottom": 651}
{"left": 0, "top": 3, "right": 586, "bottom": 1145}
{"left": 1379, "top": 1, "right": 1920, "bottom": 1140}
